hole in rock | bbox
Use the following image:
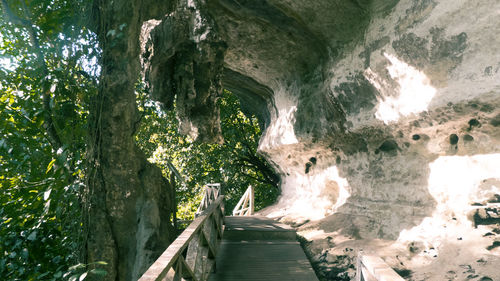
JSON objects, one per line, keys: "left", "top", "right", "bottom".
{"left": 463, "top": 134, "right": 474, "bottom": 141}
{"left": 449, "top": 134, "right": 459, "bottom": 145}
{"left": 309, "top": 157, "right": 317, "bottom": 165}
{"left": 378, "top": 139, "right": 399, "bottom": 152}
{"left": 305, "top": 162, "right": 313, "bottom": 174}
{"left": 490, "top": 114, "right": 500, "bottom": 127}
{"left": 468, "top": 118, "right": 481, "bottom": 129}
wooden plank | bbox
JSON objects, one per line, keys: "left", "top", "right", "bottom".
{"left": 179, "top": 255, "right": 198, "bottom": 281}
{"left": 241, "top": 192, "right": 249, "bottom": 216}
{"left": 249, "top": 186, "right": 254, "bottom": 215}
{"left": 232, "top": 186, "right": 254, "bottom": 216}
{"left": 174, "top": 258, "right": 182, "bottom": 281}
{"left": 208, "top": 241, "right": 319, "bottom": 281}
{"left": 200, "top": 222, "right": 217, "bottom": 259}
{"left": 361, "top": 267, "right": 378, "bottom": 281}
{"left": 208, "top": 216, "right": 318, "bottom": 281}
{"left": 203, "top": 217, "right": 218, "bottom": 258}
{"left": 195, "top": 242, "right": 210, "bottom": 280}
{"left": 213, "top": 209, "right": 223, "bottom": 237}
{"left": 224, "top": 216, "right": 294, "bottom": 232}
{"left": 164, "top": 266, "right": 176, "bottom": 281}
{"left": 185, "top": 232, "right": 201, "bottom": 273}
{"left": 359, "top": 255, "right": 405, "bottom": 281}
{"left": 223, "top": 216, "right": 296, "bottom": 241}
{"left": 203, "top": 258, "right": 216, "bottom": 280}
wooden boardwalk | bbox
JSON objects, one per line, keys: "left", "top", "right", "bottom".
{"left": 208, "top": 216, "right": 319, "bottom": 281}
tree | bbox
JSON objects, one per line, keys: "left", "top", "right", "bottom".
{"left": 82, "top": 0, "right": 179, "bottom": 279}
{"left": 0, "top": 0, "right": 98, "bottom": 279}
{"left": 136, "top": 89, "right": 279, "bottom": 220}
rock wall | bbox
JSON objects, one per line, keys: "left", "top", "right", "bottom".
{"left": 211, "top": 1, "right": 500, "bottom": 234}
{"left": 215, "top": 0, "right": 500, "bottom": 280}
{"left": 142, "top": 0, "right": 500, "bottom": 279}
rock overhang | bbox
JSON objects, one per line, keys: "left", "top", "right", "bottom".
{"left": 141, "top": 0, "right": 500, "bottom": 244}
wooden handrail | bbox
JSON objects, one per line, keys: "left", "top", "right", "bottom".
{"left": 196, "top": 183, "right": 221, "bottom": 217}
{"left": 232, "top": 186, "right": 254, "bottom": 216}
{"left": 356, "top": 251, "right": 405, "bottom": 281}
{"left": 139, "top": 196, "right": 225, "bottom": 281}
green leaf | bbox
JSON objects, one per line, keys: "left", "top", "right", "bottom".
{"left": 79, "top": 272, "right": 87, "bottom": 281}
{"left": 46, "top": 158, "right": 56, "bottom": 174}
{"left": 38, "top": 272, "right": 50, "bottom": 278}
{"left": 0, "top": 2, "right": 94, "bottom": 279}
{"left": 68, "top": 263, "right": 85, "bottom": 271}
{"left": 89, "top": 268, "right": 107, "bottom": 276}
{"left": 27, "top": 230, "right": 37, "bottom": 241}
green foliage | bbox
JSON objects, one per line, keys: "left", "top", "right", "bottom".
{"left": 136, "top": 90, "right": 280, "bottom": 220}
{"left": 0, "top": 0, "right": 98, "bottom": 279}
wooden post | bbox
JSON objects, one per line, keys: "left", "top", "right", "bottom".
{"left": 196, "top": 184, "right": 221, "bottom": 217}
{"left": 249, "top": 185, "right": 254, "bottom": 215}
{"left": 357, "top": 252, "right": 405, "bottom": 281}
{"left": 356, "top": 250, "right": 362, "bottom": 281}
{"left": 232, "top": 186, "right": 255, "bottom": 216}
{"left": 241, "top": 190, "right": 249, "bottom": 215}
{"left": 171, "top": 172, "right": 177, "bottom": 231}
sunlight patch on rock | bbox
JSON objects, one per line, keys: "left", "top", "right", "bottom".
{"left": 365, "top": 53, "right": 436, "bottom": 124}
{"left": 259, "top": 84, "right": 299, "bottom": 150}
{"left": 396, "top": 154, "right": 500, "bottom": 262}
{"left": 265, "top": 165, "right": 350, "bottom": 221}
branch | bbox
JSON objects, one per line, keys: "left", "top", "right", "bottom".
{"left": 236, "top": 155, "right": 279, "bottom": 188}
{"left": 241, "top": 172, "right": 274, "bottom": 186}
{"left": 234, "top": 116, "right": 256, "bottom": 154}
{"left": 2, "top": 0, "right": 62, "bottom": 149}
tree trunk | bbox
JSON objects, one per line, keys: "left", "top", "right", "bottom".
{"left": 85, "top": 0, "right": 226, "bottom": 278}
{"left": 85, "top": 0, "right": 175, "bottom": 280}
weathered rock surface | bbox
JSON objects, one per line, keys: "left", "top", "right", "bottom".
{"left": 139, "top": 0, "right": 500, "bottom": 280}
{"left": 142, "top": 0, "right": 227, "bottom": 143}
{"left": 86, "top": 1, "right": 176, "bottom": 280}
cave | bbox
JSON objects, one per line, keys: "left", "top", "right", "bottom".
{"left": 137, "top": 0, "right": 500, "bottom": 280}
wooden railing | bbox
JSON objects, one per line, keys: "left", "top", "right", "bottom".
{"left": 139, "top": 195, "right": 225, "bottom": 281}
{"left": 196, "top": 183, "right": 221, "bottom": 217}
{"left": 232, "top": 186, "right": 254, "bottom": 216}
{"left": 356, "top": 251, "right": 405, "bottom": 281}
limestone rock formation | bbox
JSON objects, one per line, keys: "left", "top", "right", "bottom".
{"left": 139, "top": 0, "right": 500, "bottom": 280}
{"left": 86, "top": 1, "right": 176, "bottom": 280}
{"left": 142, "top": 0, "right": 227, "bottom": 143}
